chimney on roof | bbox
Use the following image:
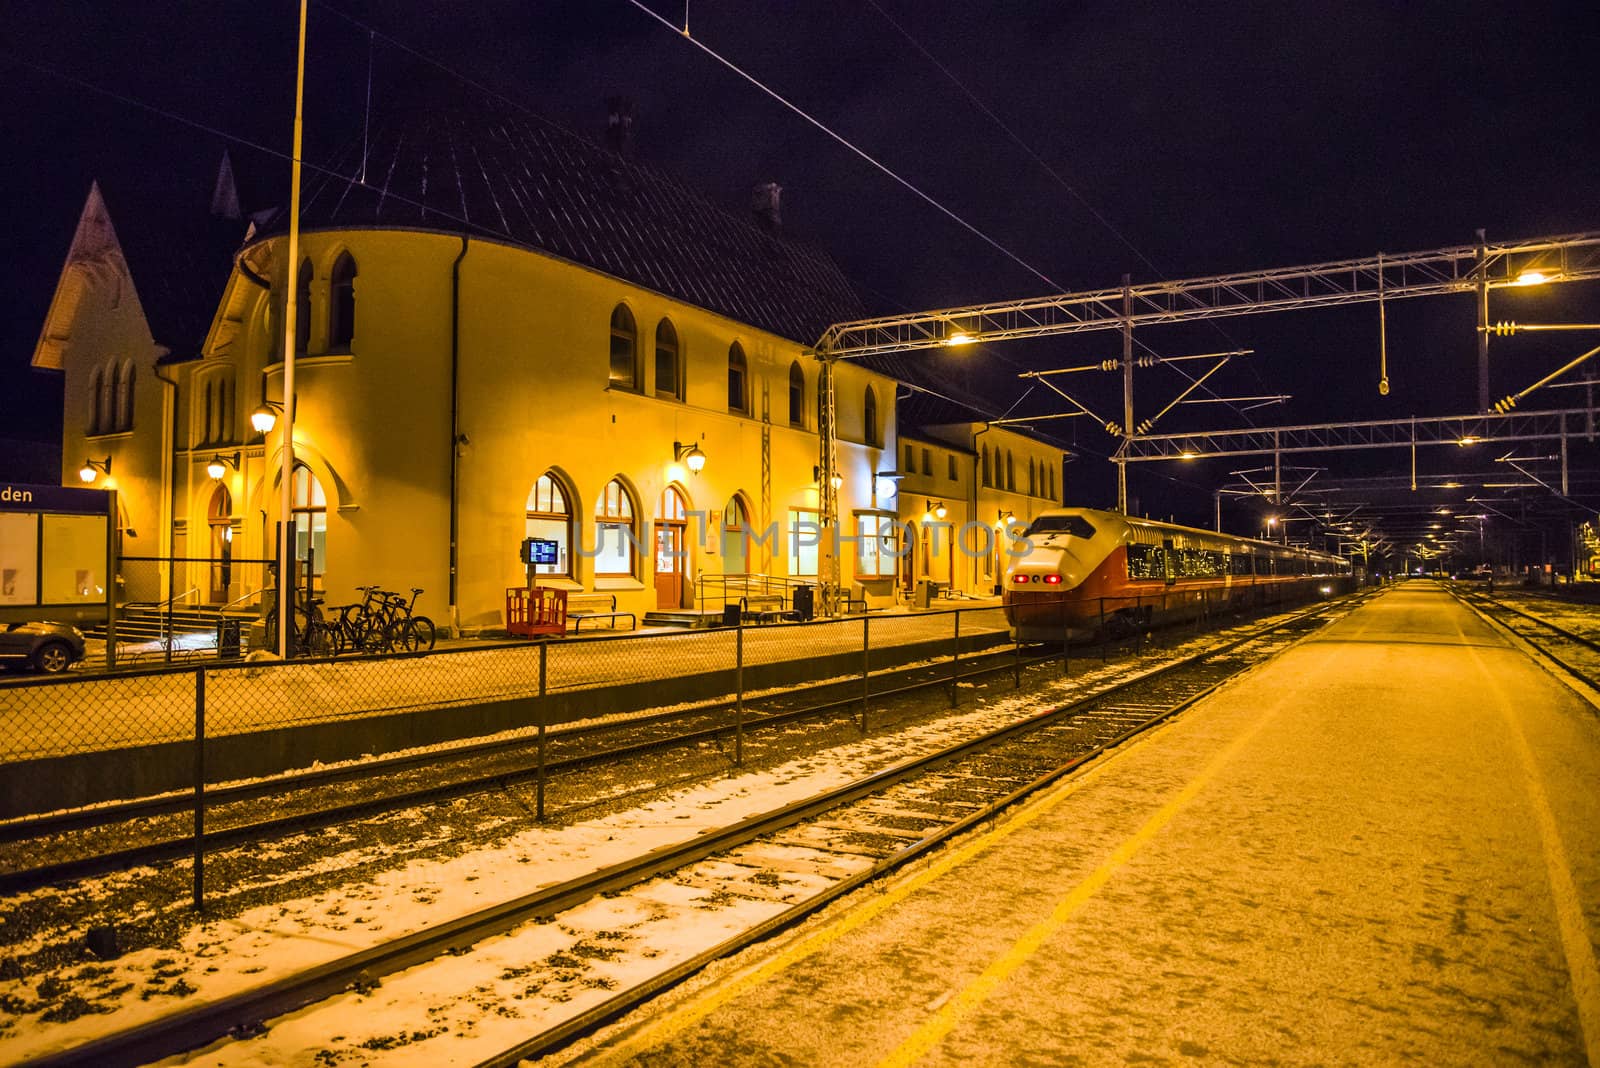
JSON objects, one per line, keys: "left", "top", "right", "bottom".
{"left": 752, "top": 181, "right": 782, "bottom": 231}
{"left": 605, "top": 96, "right": 634, "bottom": 158}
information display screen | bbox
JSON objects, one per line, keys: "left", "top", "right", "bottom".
{"left": 521, "top": 537, "right": 559, "bottom": 566}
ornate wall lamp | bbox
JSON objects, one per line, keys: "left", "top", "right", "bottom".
{"left": 206, "top": 453, "right": 241, "bottom": 480}
{"left": 77, "top": 457, "right": 111, "bottom": 484}
{"left": 673, "top": 440, "right": 706, "bottom": 474}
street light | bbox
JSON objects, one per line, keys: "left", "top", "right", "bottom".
{"left": 672, "top": 441, "right": 706, "bottom": 474}
{"left": 251, "top": 400, "right": 283, "bottom": 435}
{"left": 206, "top": 453, "right": 240, "bottom": 480}
{"left": 925, "top": 499, "right": 948, "bottom": 521}
{"left": 78, "top": 457, "right": 111, "bottom": 484}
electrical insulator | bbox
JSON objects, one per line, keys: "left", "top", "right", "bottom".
{"left": 1137, "top": 355, "right": 1158, "bottom": 367}
{"left": 1136, "top": 420, "right": 1153, "bottom": 435}
{"left": 1100, "top": 359, "right": 1120, "bottom": 371}
{"left": 1378, "top": 377, "right": 1390, "bottom": 396}
{"left": 1492, "top": 396, "right": 1518, "bottom": 414}
{"left": 1492, "top": 321, "right": 1518, "bottom": 337}
{"left": 1104, "top": 421, "right": 1121, "bottom": 436}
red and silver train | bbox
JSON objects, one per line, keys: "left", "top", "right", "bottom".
{"left": 1003, "top": 508, "right": 1353, "bottom": 641}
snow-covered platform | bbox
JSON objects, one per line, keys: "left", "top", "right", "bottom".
{"left": 588, "top": 581, "right": 1600, "bottom": 1064}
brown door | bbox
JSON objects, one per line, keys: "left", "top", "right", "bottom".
{"left": 656, "top": 486, "right": 689, "bottom": 609}
{"left": 655, "top": 522, "right": 685, "bottom": 608}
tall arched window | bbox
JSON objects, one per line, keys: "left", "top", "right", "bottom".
{"left": 292, "top": 463, "right": 327, "bottom": 590}
{"left": 329, "top": 251, "right": 357, "bottom": 351}
{"left": 294, "top": 260, "right": 313, "bottom": 355}
{"left": 727, "top": 342, "right": 749, "bottom": 414}
{"left": 526, "top": 472, "right": 574, "bottom": 578}
{"left": 788, "top": 362, "right": 805, "bottom": 427}
{"left": 594, "top": 478, "right": 638, "bottom": 577}
{"left": 1005, "top": 450, "right": 1015, "bottom": 491}
{"left": 722, "top": 495, "right": 751, "bottom": 575}
{"left": 863, "top": 385, "right": 880, "bottom": 447}
{"left": 609, "top": 304, "right": 639, "bottom": 391}
{"left": 1027, "top": 459, "right": 1036, "bottom": 496}
{"left": 981, "top": 444, "right": 992, "bottom": 488}
{"left": 87, "top": 367, "right": 106, "bottom": 435}
{"left": 115, "top": 360, "right": 136, "bottom": 432}
{"left": 654, "top": 318, "right": 682, "bottom": 401}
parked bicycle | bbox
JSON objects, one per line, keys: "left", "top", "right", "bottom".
{"left": 263, "top": 596, "right": 337, "bottom": 657}
{"left": 322, "top": 585, "right": 436, "bottom": 655}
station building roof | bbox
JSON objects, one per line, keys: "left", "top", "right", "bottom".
{"left": 257, "top": 101, "right": 867, "bottom": 346}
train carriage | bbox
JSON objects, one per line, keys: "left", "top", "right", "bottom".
{"left": 1003, "top": 508, "right": 1352, "bottom": 641}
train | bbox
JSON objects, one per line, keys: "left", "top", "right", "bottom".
{"left": 1003, "top": 508, "right": 1353, "bottom": 641}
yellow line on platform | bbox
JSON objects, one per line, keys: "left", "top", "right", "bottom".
{"left": 875, "top": 693, "right": 1282, "bottom": 1068}
{"left": 1465, "top": 633, "right": 1600, "bottom": 1067}
{"left": 585, "top": 706, "right": 1199, "bottom": 1065}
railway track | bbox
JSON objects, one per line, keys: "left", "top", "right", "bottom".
{"left": 1451, "top": 586, "right": 1600, "bottom": 690}
{"left": 19, "top": 594, "right": 1361, "bottom": 1068}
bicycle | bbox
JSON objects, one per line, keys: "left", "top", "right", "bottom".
{"left": 264, "top": 596, "right": 337, "bottom": 657}
{"left": 381, "top": 587, "right": 436, "bottom": 653}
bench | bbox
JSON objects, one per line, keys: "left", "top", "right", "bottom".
{"left": 740, "top": 593, "right": 797, "bottom": 624}
{"left": 567, "top": 592, "right": 637, "bottom": 632}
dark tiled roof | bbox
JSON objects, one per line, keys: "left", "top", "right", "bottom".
{"left": 267, "top": 105, "right": 866, "bottom": 345}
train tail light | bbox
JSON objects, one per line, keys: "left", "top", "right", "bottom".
{"left": 1012, "top": 575, "right": 1031, "bottom": 584}
{"left": 1043, "top": 574, "right": 1062, "bottom": 584}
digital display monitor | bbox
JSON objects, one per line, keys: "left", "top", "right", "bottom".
{"left": 521, "top": 537, "right": 559, "bottom": 566}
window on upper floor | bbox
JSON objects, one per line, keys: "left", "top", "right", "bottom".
{"left": 981, "top": 444, "right": 992, "bottom": 487}
{"left": 654, "top": 318, "right": 682, "bottom": 401}
{"left": 728, "top": 342, "right": 749, "bottom": 414}
{"left": 1027, "top": 459, "right": 1036, "bottom": 496}
{"left": 921, "top": 447, "right": 932, "bottom": 476}
{"left": 904, "top": 444, "right": 916, "bottom": 473}
{"left": 948, "top": 455, "right": 958, "bottom": 481}
{"left": 294, "top": 260, "right": 313, "bottom": 355}
{"left": 864, "top": 385, "right": 880, "bottom": 447}
{"left": 788, "top": 362, "right": 806, "bottom": 427}
{"left": 87, "top": 366, "right": 107, "bottom": 435}
{"left": 328, "top": 252, "right": 357, "bottom": 351}
{"left": 609, "top": 304, "right": 640, "bottom": 392}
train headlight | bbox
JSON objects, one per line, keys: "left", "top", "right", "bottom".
{"left": 1319, "top": 585, "right": 1332, "bottom": 595}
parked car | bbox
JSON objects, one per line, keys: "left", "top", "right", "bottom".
{"left": 0, "top": 621, "right": 87, "bottom": 674}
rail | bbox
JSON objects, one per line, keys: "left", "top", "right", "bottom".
{"left": 123, "top": 586, "right": 203, "bottom": 613}
{"left": 695, "top": 572, "right": 812, "bottom": 612}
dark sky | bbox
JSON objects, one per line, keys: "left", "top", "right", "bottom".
{"left": 4, "top": 1, "right": 1598, "bottom": 532}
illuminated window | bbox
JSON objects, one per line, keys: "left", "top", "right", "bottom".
{"left": 654, "top": 318, "right": 681, "bottom": 401}
{"left": 594, "top": 477, "right": 638, "bottom": 577}
{"left": 728, "top": 342, "right": 749, "bottom": 414}
{"left": 789, "top": 509, "right": 820, "bottom": 576}
{"left": 609, "top": 304, "right": 639, "bottom": 391}
{"left": 292, "top": 463, "right": 327, "bottom": 590}
{"left": 526, "top": 472, "right": 574, "bottom": 578}
{"left": 854, "top": 512, "right": 899, "bottom": 579}
{"left": 788, "top": 362, "right": 805, "bottom": 427}
{"left": 329, "top": 252, "right": 357, "bottom": 351}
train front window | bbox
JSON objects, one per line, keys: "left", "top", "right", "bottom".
{"left": 1026, "top": 515, "right": 1096, "bottom": 539}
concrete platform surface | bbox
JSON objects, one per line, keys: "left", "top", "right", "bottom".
{"left": 580, "top": 583, "right": 1600, "bottom": 1066}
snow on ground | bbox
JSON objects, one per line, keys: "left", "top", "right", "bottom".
{"left": 0, "top": 643, "right": 1172, "bottom": 1066}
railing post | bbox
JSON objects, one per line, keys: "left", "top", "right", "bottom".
{"left": 193, "top": 667, "right": 205, "bottom": 912}
{"left": 735, "top": 620, "right": 745, "bottom": 767}
{"left": 1013, "top": 623, "right": 1021, "bottom": 688}
{"left": 1062, "top": 597, "right": 1070, "bottom": 676}
{"left": 860, "top": 615, "right": 869, "bottom": 735}
{"left": 948, "top": 608, "right": 960, "bottom": 708}
{"left": 536, "top": 640, "right": 548, "bottom": 822}
{"left": 1099, "top": 598, "right": 1107, "bottom": 662}
{"left": 164, "top": 553, "right": 175, "bottom": 665}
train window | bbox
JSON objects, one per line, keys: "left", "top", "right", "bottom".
{"left": 1229, "top": 553, "right": 1252, "bottom": 576}
{"left": 1026, "top": 514, "right": 1096, "bottom": 539}
{"left": 1126, "top": 542, "right": 1163, "bottom": 580}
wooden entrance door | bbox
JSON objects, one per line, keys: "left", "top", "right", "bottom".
{"left": 208, "top": 484, "right": 233, "bottom": 604}
{"left": 655, "top": 486, "right": 689, "bottom": 609}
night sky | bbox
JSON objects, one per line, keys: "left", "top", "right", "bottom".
{"left": 4, "top": 1, "right": 1598, "bottom": 538}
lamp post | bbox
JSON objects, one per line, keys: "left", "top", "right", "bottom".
{"left": 276, "top": 0, "right": 309, "bottom": 658}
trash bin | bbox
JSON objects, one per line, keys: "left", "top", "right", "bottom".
{"left": 722, "top": 603, "right": 743, "bottom": 627}
{"left": 216, "top": 617, "right": 242, "bottom": 660}
{"left": 793, "top": 585, "right": 815, "bottom": 621}
{"left": 914, "top": 579, "right": 933, "bottom": 610}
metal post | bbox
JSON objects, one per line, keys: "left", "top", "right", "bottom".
{"left": 1013, "top": 625, "right": 1021, "bottom": 688}
{"left": 859, "top": 615, "right": 869, "bottom": 734}
{"left": 105, "top": 489, "right": 118, "bottom": 670}
{"left": 1476, "top": 228, "right": 1490, "bottom": 412}
{"left": 1061, "top": 607, "right": 1070, "bottom": 676}
{"left": 1118, "top": 273, "right": 1133, "bottom": 514}
{"left": 735, "top": 621, "right": 745, "bottom": 767}
{"left": 193, "top": 667, "right": 205, "bottom": 911}
{"left": 948, "top": 608, "right": 960, "bottom": 707}
{"left": 164, "top": 548, "right": 175, "bottom": 665}
{"left": 1099, "top": 598, "right": 1107, "bottom": 662}
{"left": 536, "top": 640, "right": 547, "bottom": 822}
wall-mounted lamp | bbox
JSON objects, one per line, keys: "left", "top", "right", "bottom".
{"left": 673, "top": 440, "right": 706, "bottom": 474}
{"left": 926, "top": 499, "right": 948, "bottom": 521}
{"left": 812, "top": 465, "right": 843, "bottom": 490}
{"left": 251, "top": 400, "right": 284, "bottom": 435}
{"left": 996, "top": 509, "right": 1014, "bottom": 528}
{"left": 78, "top": 457, "right": 111, "bottom": 484}
{"left": 874, "top": 471, "right": 902, "bottom": 499}
{"left": 206, "top": 452, "right": 240, "bottom": 480}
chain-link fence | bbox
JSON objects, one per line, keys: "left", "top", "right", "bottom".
{"left": 113, "top": 554, "right": 277, "bottom": 667}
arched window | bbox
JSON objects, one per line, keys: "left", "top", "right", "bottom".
{"left": 1027, "top": 459, "right": 1036, "bottom": 496}
{"left": 722, "top": 495, "right": 751, "bottom": 574}
{"left": 88, "top": 367, "right": 106, "bottom": 435}
{"left": 864, "top": 386, "right": 880, "bottom": 447}
{"left": 609, "top": 304, "right": 639, "bottom": 391}
{"left": 594, "top": 478, "right": 638, "bottom": 577}
{"left": 981, "top": 445, "right": 992, "bottom": 488}
{"left": 294, "top": 260, "right": 313, "bottom": 355}
{"left": 654, "top": 318, "right": 682, "bottom": 401}
{"left": 526, "top": 472, "right": 574, "bottom": 578}
{"left": 788, "top": 362, "right": 805, "bottom": 427}
{"left": 727, "top": 342, "right": 749, "bottom": 414}
{"left": 208, "top": 484, "right": 234, "bottom": 603}
{"left": 1005, "top": 450, "right": 1015, "bottom": 491}
{"left": 329, "top": 252, "right": 357, "bottom": 351}
{"left": 292, "top": 463, "right": 327, "bottom": 590}
{"left": 115, "top": 360, "right": 136, "bottom": 432}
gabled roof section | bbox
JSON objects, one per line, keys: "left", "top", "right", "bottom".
{"left": 263, "top": 103, "right": 866, "bottom": 345}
